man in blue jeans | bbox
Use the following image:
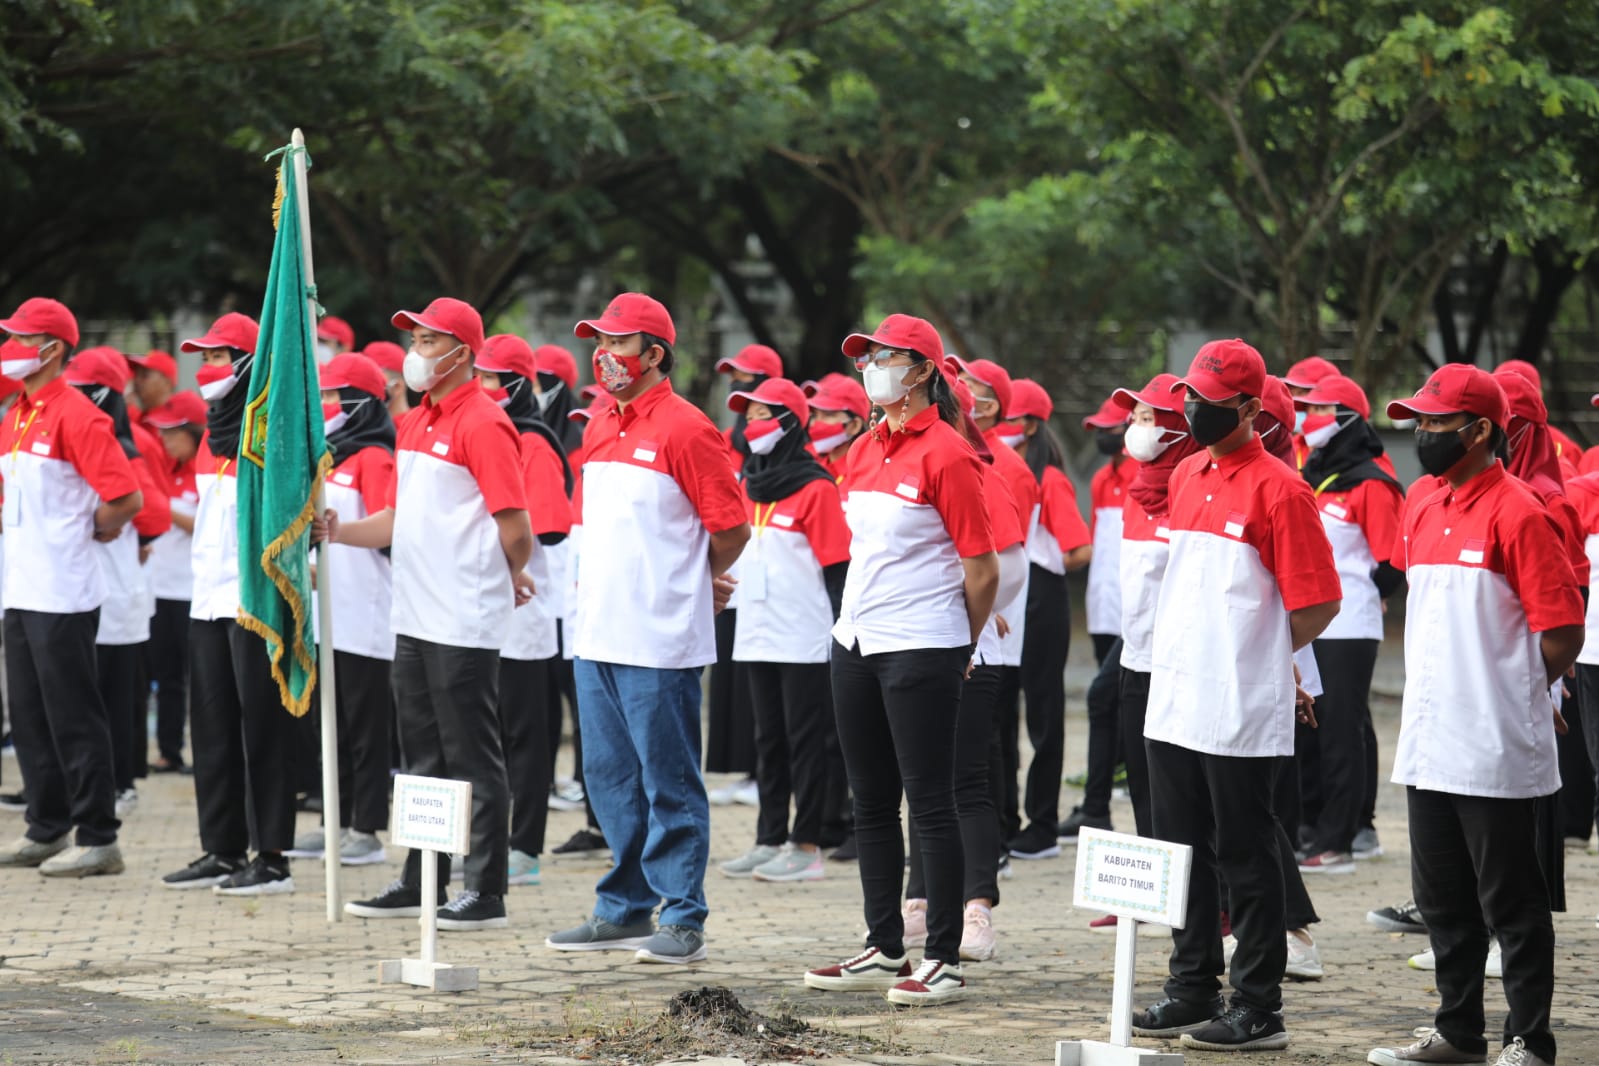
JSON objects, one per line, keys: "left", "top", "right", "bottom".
{"left": 545, "top": 293, "right": 749, "bottom": 964}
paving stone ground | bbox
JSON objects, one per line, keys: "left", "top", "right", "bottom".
{"left": 1, "top": 640, "right": 1596, "bottom": 1065}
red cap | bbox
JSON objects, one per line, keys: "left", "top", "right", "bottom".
{"left": 1082, "top": 394, "right": 1127, "bottom": 430}
{"left": 716, "top": 344, "right": 785, "bottom": 379}
{"left": 1386, "top": 364, "right": 1508, "bottom": 429}
{"left": 946, "top": 356, "right": 1013, "bottom": 420}
{"left": 478, "top": 334, "right": 537, "bottom": 379}
{"left": 362, "top": 340, "right": 406, "bottom": 374}
{"left": 391, "top": 297, "right": 485, "bottom": 354}
{"left": 1293, "top": 374, "right": 1371, "bottom": 420}
{"left": 316, "top": 315, "right": 355, "bottom": 351}
{"left": 802, "top": 372, "right": 854, "bottom": 398}
{"left": 1495, "top": 359, "right": 1541, "bottom": 390}
{"left": 574, "top": 292, "right": 676, "bottom": 346}
{"left": 808, "top": 378, "right": 871, "bottom": 422}
{"left": 146, "top": 391, "right": 208, "bottom": 429}
{"left": 728, "top": 377, "right": 809, "bottom": 425}
{"left": 1172, "top": 339, "right": 1267, "bottom": 402}
{"left": 571, "top": 392, "right": 615, "bottom": 423}
{"left": 1493, "top": 366, "right": 1547, "bottom": 425}
{"left": 1260, "top": 376, "right": 1296, "bottom": 431}
{"left": 841, "top": 314, "right": 944, "bottom": 363}
{"left": 534, "top": 344, "right": 578, "bottom": 390}
{"left": 65, "top": 346, "right": 131, "bottom": 391}
{"left": 127, "top": 350, "right": 178, "bottom": 385}
{"left": 1008, "top": 379, "right": 1054, "bottom": 421}
{"left": 0, "top": 297, "right": 79, "bottom": 348}
{"left": 1112, "top": 372, "right": 1184, "bottom": 413}
{"left": 181, "top": 312, "right": 259, "bottom": 354}
{"left": 319, "top": 353, "right": 387, "bottom": 400}
{"left": 1282, "top": 356, "right": 1342, "bottom": 390}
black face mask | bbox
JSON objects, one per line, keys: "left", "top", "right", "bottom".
{"left": 1415, "top": 422, "right": 1480, "bottom": 477}
{"left": 1094, "top": 429, "right": 1125, "bottom": 456}
{"left": 1184, "top": 399, "right": 1242, "bottom": 447}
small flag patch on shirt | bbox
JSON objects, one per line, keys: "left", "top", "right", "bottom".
{"left": 1224, "top": 511, "right": 1247, "bottom": 538}
{"left": 430, "top": 440, "right": 450, "bottom": 457}
{"left": 1459, "top": 538, "right": 1486, "bottom": 564}
{"left": 895, "top": 475, "right": 920, "bottom": 501}
{"left": 333, "top": 472, "right": 354, "bottom": 485}
{"left": 29, "top": 442, "right": 50, "bottom": 456}
{"left": 1155, "top": 525, "right": 1171, "bottom": 540}
{"left": 1323, "top": 502, "right": 1349, "bottom": 520}
{"left": 772, "top": 512, "right": 795, "bottom": 528}
{"left": 633, "top": 439, "right": 659, "bottom": 463}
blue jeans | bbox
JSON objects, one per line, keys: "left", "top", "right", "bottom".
{"left": 574, "top": 659, "right": 709, "bottom": 929}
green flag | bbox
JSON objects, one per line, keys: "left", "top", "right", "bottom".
{"left": 236, "top": 147, "right": 330, "bottom": 718}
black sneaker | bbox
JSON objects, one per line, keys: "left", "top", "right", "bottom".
{"left": 1056, "top": 806, "right": 1113, "bottom": 841}
{"left": 213, "top": 855, "right": 294, "bottom": 896}
{"left": 1132, "top": 995, "right": 1224, "bottom": 1036}
{"left": 1008, "top": 823, "right": 1062, "bottom": 860}
{"left": 161, "top": 852, "right": 246, "bottom": 890}
{"left": 345, "top": 879, "right": 425, "bottom": 918}
{"left": 437, "top": 890, "right": 508, "bottom": 930}
{"left": 0, "top": 791, "right": 28, "bottom": 812}
{"left": 829, "top": 835, "right": 858, "bottom": 862}
{"left": 1366, "top": 898, "right": 1427, "bottom": 934}
{"left": 551, "top": 828, "right": 609, "bottom": 858}
{"left": 1180, "top": 1005, "right": 1289, "bottom": 1051}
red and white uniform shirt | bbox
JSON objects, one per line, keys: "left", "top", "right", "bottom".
{"left": 0, "top": 378, "right": 140, "bottom": 615}
{"left": 1145, "top": 437, "right": 1341, "bottom": 758}
{"left": 1566, "top": 472, "right": 1599, "bottom": 667}
{"left": 1310, "top": 478, "right": 1402, "bottom": 641}
{"left": 1118, "top": 493, "right": 1171, "bottom": 673}
{"left": 96, "top": 424, "right": 172, "bottom": 646}
{"left": 315, "top": 446, "right": 396, "bottom": 661}
{"left": 983, "top": 432, "right": 1038, "bottom": 662}
{"left": 1391, "top": 463, "right": 1583, "bottom": 798}
{"left": 835, "top": 406, "right": 994, "bottom": 655}
{"left": 149, "top": 459, "right": 197, "bottom": 602}
{"left": 190, "top": 439, "right": 240, "bottom": 621}
{"left": 503, "top": 431, "right": 572, "bottom": 662}
{"left": 732, "top": 479, "right": 851, "bottom": 664}
{"left": 1026, "top": 464, "right": 1091, "bottom": 574}
{"left": 560, "top": 440, "right": 587, "bottom": 662}
{"left": 974, "top": 460, "right": 1028, "bottom": 667}
{"left": 1086, "top": 458, "right": 1138, "bottom": 636}
{"left": 389, "top": 382, "right": 526, "bottom": 650}
{"left": 575, "top": 380, "right": 745, "bottom": 669}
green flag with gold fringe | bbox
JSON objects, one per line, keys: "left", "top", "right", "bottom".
{"left": 235, "top": 145, "right": 330, "bottom": 717}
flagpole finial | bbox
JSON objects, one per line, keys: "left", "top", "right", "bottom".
{"left": 292, "top": 127, "right": 305, "bottom": 147}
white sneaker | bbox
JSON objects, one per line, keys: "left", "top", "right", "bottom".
{"left": 1286, "top": 929, "right": 1323, "bottom": 980}
{"left": 732, "top": 779, "right": 759, "bottom": 806}
{"left": 885, "top": 959, "right": 966, "bottom": 1004}
{"left": 959, "top": 902, "right": 997, "bottom": 962}
{"left": 1408, "top": 942, "right": 1500, "bottom": 979}
{"left": 38, "top": 843, "right": 124, "bottom": 878}
{"left": 708, "top": 779, "right": 756, "bottom": 806}
{"left": 1494, "top": 1036, "right": 1549, "bottom": 1066}
{"left": 114, "top": 788, "right": 138, "bottom": 818}
{"left": 548, "top": 779, "right": 585, "bottom": 812}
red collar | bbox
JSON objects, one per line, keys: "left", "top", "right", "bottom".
{"left": 16, "top": 375, "right": 67, "bottom": 412}
{"left": 419, "top": 377, "right": 486, "bottom": 417}
{"left": 1204, "top": 435, "right": 1266, "bottom": 480}
{"left": 869, "top": 404, "right": 940, "bottom": 444}
{"left": 1444, "top": 460, "right": 1507, "bottom": 509}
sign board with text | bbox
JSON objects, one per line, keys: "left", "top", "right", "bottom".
{"left": 389, "top": 774, "right": 472, "bottom": 855}
{"left": 1072, "top": 828, "right": 1192, "bottom": 929}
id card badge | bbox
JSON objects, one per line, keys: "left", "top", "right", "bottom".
{"left": 741, "top": 556, "right": 768, "bottom": 602}
{"left": 2, "top": 487, "right": 19, "bottom": 529}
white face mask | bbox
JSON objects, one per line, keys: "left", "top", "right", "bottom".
{"left": 536, "top": 380, "right": 563, "bottom": 411}
{"left": 746, "top": 424, "right": 787, "bottom": 456}
{"left": 1124, "top": 422, "right": 1183, "bottom": 462}
{"left": 1303, "top": 419, "right": 1341, "bottom": 450}
{"left": 996, "top": 432, "right": 1025, "bottom": 449}
{"left": 323, "top": 411, "right": 350, "bottom": 435}
{"left": 316, "top": 340, "right": 337, "bottom": 365}
{"left": 403, "top": 345, "right": 461, "bottom": 393}
{"left": 862, "top": 362, "right": 917, "bottom": 406}
{"left": 810, "top": 427, "right": 850, "bottom": 454}
{"left": 1, "top": 339, "right": 55, "bottom": 381}
{"left": 1293, "top": 409, "right": 1308, "bottom": 434}
{"left": 198, "top": 372, "right": 239, "bottom": 401}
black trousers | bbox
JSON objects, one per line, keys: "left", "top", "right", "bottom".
{"left": 1091, "top": 632, "right": 1117, "bottom": 667}
{"left": 498, "top": 655, "right": 551, "bottom": 856}
{"left": 1408, "top": 787, "right": 1555, "bottom": 1063}
{"left": 1117, "top": 667, "right": 1154, "bottom": 837}
{"left": 908, "top": 663, "right": 1003, "bottom": 906}
{"left": 819, "top": 675, "right": 852, "bottom": 847}
{"left": 748, "top": 661, "right": 831, "bottom": 847}
{"left": 704, "top": 608, "right": 756, "bottom": 775}
{"left": 1018, "top": 565, "right": 1070, "bottom": 834}
{"left": 1305, "top": 639, "right": 1378, "bottom": 854}
{"left": 1082, "top": 638, "right": 1123, "bottom": 819}
{"left": 832, "top": 640, "right": 967, "bottom": 964}
{"left": 1148, "top": 739, "right": 1285, "bottom": 1014}
{"left": 331, "top": 650, "right": 392, "bottom": 833}
{"left": 394, "top": 635, "right": 509, "bottom": 894}
{"left": 1575, "top": 663, "right": 1599, "bottom": 838}
{"left": 147, "top": 598, "right": 191, "bottom": 763}
{"left": 1556, "top": 692, "right": 1595, "bottom": 841}
{"left": 99, "top": 642, "right": 142, "bottom": 792}
{"left": 1272, "top": 756, "right": 1320, "bottom": 930}
{"left": 189, "top": 619, "right": 297, "bottom": 856}
{"left": 996, "top": 665, "right": 1023, "bottom": 843}
{"left": 5, "top": 609, "right": 118, "bottom": 846}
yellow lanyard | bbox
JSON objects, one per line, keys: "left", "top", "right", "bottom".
{"left": 753, "top": 502, "right": 778, "bottom": 536}
{"left": 213, "top": 458, "right": 232, "bottom": 497}
{"left": 9, "top": 403, "right": 40, "bottom": 462}
{"left": 1312, "top": 473, "right": 1339, "bottom": 498}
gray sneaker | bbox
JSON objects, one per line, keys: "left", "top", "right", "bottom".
{"left": 750, "top": 844, "right": 824, "bottom": 882}
{"left": 0, "top": 833, "right": 68, "bottom": 867}
{"left": 285, "top": 827, "right": 326, "bottom": 858}
{"left": 719, "top": 844, "right": 779, "bottom": 878}
{"left": 1493, "top": 1038, "right": 1547, "bottom": 1066}
{"left": 39, "top": 843, "right": 124, "bottom": 878}
{"left": 1367, "top": 1027, "right": 1486, "bottom": 1065}
{"left": 635, "top": 924, "right": 707, "bottom": 964}
{"left": 1353, "top": 827, "right": 1384, "bottom": 859}
{"left": 338, "top": 829, "right": 386, "bottom": 866}
{"left": 545, "top": 915, "right": 655, "bottom": 952}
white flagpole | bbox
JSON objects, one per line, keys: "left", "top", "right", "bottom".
{"left": 293, "top": 127, "right": 343, "bottom": 922}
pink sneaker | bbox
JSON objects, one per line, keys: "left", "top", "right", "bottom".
{"left": 902, "top": 898, "right": 928, "bottom": 948}
{"left": 960, "top": 902, "right": 996, "bottom": 961}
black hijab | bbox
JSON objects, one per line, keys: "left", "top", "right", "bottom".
{"left": 534, "top": 372, "right": 583, "bottom": 454}
{"left": 502, "top": 370, "right": 574, "bottom": 496}
{"left": 1301, "top": 411, "right": 1400, "bottom": 495}
{"left": 75, "top": 384, "right": 139, "bottom": 461}
{"left": 205, "top": 349, "right": 254, "bottom": 458}
{"left": 326, "top": 386, "right": 395, "bottom": 468}
{"left": 742, "top": 407, "right": 832, "bottom": 504}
